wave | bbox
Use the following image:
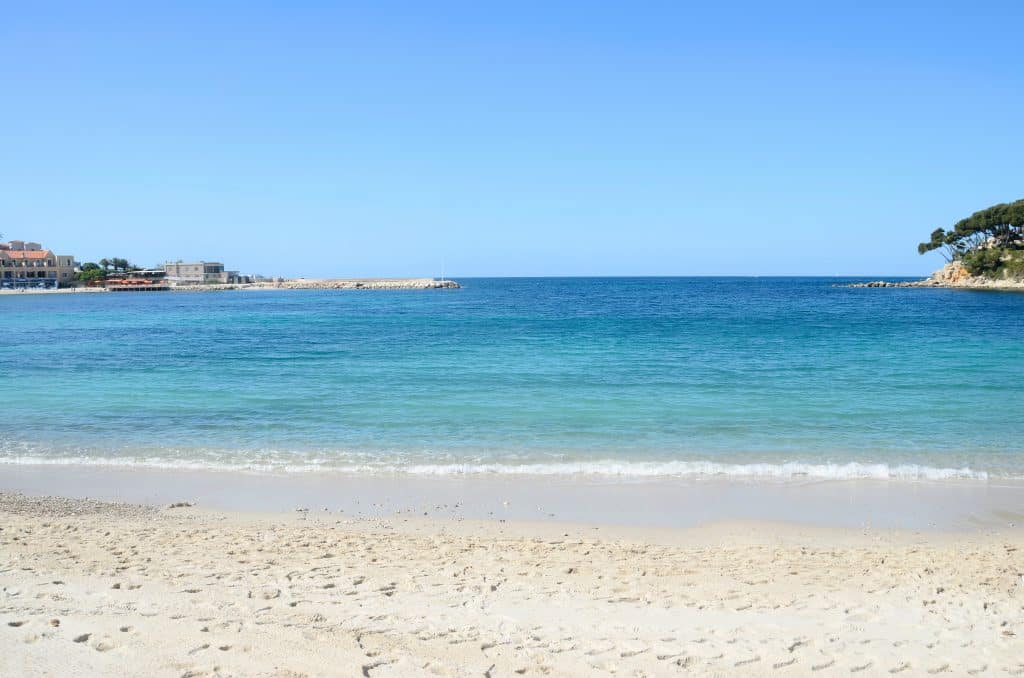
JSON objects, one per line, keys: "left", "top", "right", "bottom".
{"left": 0, "top": 455, "right": 993, "bottom": 481}
{"left": 401, "top": 460, "right": 991, "bottom": 481}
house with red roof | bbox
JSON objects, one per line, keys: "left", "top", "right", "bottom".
{"left": 0, "top": 240, "right": 77, "bottom": 289}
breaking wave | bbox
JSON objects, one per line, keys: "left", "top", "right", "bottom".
{"left": 0, "top": 454, "right": 993, "bottom": 481}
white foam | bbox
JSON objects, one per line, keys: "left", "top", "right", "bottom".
{"left": 399, "top": 460, "right": 991, "bottom": 481}
{"left": 0, "top": 455, "right": 993, "bottom": 481}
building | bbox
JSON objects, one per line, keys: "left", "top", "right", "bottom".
{"left": 105, "top": 277, "right": 171, "bottom": 292}
{"left": 163, "top": 260, "right": 250, "bottom": 284}
{"left": 0, "top": 240, "right": 77, "bottom": 289}
{"left": 119, "top": 269, "right": 167, "bottom": 280}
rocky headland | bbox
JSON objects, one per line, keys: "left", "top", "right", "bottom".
{"left": 848, "top": 261, "right": 1024, "bottom": 290}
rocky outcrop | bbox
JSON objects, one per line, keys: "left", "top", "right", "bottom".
{"left": 929, "top": 262, "right": 969, "bottom": 285}
{"left": 848, "top": 262, "right": 1024, "bottom": 290}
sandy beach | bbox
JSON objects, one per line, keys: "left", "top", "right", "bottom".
{"left": 4, "top": 1, "right": 1023, "bottom": 676}
{"left": 2, "top": 482, "right": 1022, "bottom": 677}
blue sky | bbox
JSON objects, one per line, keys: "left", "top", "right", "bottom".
{"left": 2, "top": 1, "right": 1022, "bottom": 277}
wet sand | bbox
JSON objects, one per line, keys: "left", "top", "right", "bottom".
{"left": 2, "top": 464, "right": 1024, "bottom": 531}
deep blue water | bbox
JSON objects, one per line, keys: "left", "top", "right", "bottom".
{"left": 1, "top": 278, "right": 1022, "bottom": 479}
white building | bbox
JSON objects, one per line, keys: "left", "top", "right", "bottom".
{"left": 163, "top": 260, "right": 250, "bottom": 284}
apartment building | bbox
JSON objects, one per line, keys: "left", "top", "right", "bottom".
{"left": 0, "top": 240, "right": 77, "bottom": 288}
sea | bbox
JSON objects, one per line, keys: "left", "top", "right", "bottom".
{"left": 1, "top": 278, "right": 1022, "bottom": 481}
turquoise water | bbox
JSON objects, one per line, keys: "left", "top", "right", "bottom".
{"left": 1, "top": 278, "right": 1022, "bottom": 480}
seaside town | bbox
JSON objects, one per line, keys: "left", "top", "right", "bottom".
{"left": 0, "top": 238, "right": 458, "bottom": 292}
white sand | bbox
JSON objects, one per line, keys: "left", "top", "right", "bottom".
{"left": 1, "top": 492, "right": 1022, "bottom": 677}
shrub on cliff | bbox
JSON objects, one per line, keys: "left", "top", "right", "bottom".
{"left": 962, "top": 248, "right": 1005, "bottom": 276}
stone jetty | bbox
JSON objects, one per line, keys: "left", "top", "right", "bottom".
{"left": 171, "top": 278, "right": 460, "bottom": 292}
{"left": 274, "top": 278, "right": 459, "bottom": 290}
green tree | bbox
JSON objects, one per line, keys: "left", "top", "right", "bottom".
{"left": 77, "top": 263, "right": 106, "bottom": 284}
{"left": 99, "top": 258, "right": 111, "bottom": 271}
{"left": 107, "top": 257, "right": 136, "bottom": 272}
{"left": 919, "top": 199, "right": 1024, "bottom": 261}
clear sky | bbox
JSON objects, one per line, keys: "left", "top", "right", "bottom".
{"left": 2, "top": 2, "right": 1022, "bottom": 278}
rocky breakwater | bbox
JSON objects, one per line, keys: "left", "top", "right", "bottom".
{"left": 276, "top": 278, "right": 460, "bottom": 290}
{"left": 848, "top": 262, "right": 1024, "bottom": 290}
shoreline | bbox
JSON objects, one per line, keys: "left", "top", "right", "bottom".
{"left": 6, "top": 275, "right": 1023, "bottom": 294}
{"left": 0, "top": 277, "right": 460, "bottom": 295}
{"left": 3, "top": 463, "right": 1023, "bottom": 531}
{"left": 0, "top": 287, "right": 107, "bottom": 295}
{"left": 1, "top": 489, "right": 1021, "bottom": 676}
